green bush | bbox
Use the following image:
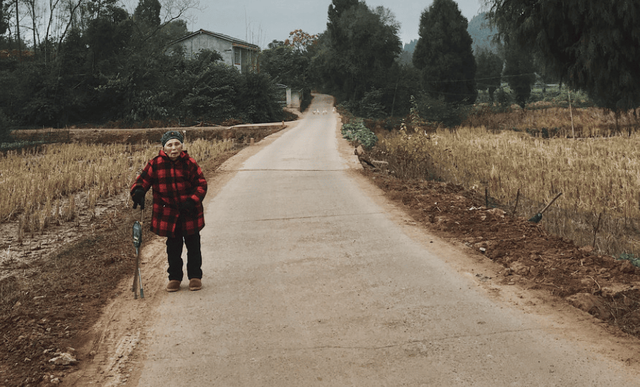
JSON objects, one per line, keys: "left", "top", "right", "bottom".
{"left": 0, "top": 110, "right": 14, "bottom": 144}
{"left": 493, "top": 88, "right": 513, "bottom": 112}
{"left": 300, "top": 88, "right": 313, "bottom": 113}
{"left": 619, "top": 253, "right": 640, "bottom": 268}
{"left": 357, "top": 88, "right": 386, "bottom": 119}
{"left": 414, "top": 94, "right": 471, "bottom": 127}
{"left": 341, "top": 119, "right": 378, "bottom": 149}
{"left": 240, "top": 72, "right": 283, "bottom": 123}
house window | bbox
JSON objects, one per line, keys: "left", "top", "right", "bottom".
{"left": 234, "top": 49, "right": 241, "bottom": 65}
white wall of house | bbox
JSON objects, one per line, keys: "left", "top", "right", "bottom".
{"left": 291, "top": 90, "right": 301, "bottom": 108}
{"left": 172, "top": 32, "right": 258, "bottom": 74}
{"left": 179, "top": 34, "right": 235, "bottom": 65}
{"left": 285, "top": 89, "right": 301, "bottom": 108}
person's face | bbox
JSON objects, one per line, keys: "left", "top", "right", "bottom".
{"left": 164, "top": 138, "right": 183, "bottom": 161}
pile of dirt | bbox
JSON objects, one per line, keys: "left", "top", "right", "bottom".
{"left": 360, "top": 165, "right": 640, "bottom": 337}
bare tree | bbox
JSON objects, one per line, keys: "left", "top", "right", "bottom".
{"left": 15, "top": 0, "right": 21, "bottom": 59}
{"left": 22, "top": 0, "right": 42, "bottom": 56}
{"left": 54, "top": 0, "right": 84, "bottom": 56}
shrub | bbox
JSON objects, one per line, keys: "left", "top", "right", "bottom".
{"left": 300, "top": 88, "right": 313, "bottom": 113}
{"left": 0, "top": 110, "right": 14, "bottom": 144}
{"left": 357, "top": 88, "right": 386, "bottom": 119}
{"left": 619, "top": 253, "right": 640, "bottom": 268}
{"left": 240, "top": 72, "right": 283, "bottom": 123}
{"left": 341, "top": 119, "right": 378, "bottom": 149}
{"left": 495, "top": 88, "right": 513, "bottom": 113}
{"left": 414, "top": 93, "right": 471, "bottom": 128}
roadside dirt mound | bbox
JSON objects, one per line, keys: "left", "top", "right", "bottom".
{"left": 360, "top": 165, "right": 640, "bottom": 338}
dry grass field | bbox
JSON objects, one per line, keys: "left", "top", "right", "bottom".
{"left": 0, "top": 140, "right": 235, "bottom": 241}
{"left": 467, "top": 104, "right": 639, "bottom": 138}
{"left": 369, "top": 106, "right": 640, "bottom": 259}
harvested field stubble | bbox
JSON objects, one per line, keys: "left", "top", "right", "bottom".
{"left": 0, "top": 139, "right": 235, "bottom": 236}
{"left": 372, "top": 125, "right": 640, "bottom": 258}
{"left": 465, "top": 106, "right": 640, "bottom": 138}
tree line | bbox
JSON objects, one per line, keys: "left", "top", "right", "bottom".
{"left": 0, "top": 0, "right": 284, "bottom": 138}
{"left": 260, "top": 0, "right": 509, "bottom": 125}
{"left": 1, "top": 0, "right": 639, "bottom": 137}
{"left": 261, "top": 0, "right": 640, "bottom": 126}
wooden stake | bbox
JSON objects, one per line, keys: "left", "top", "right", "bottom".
{"left": 592, "top": 212, "right": 602, "bottom": 249}
{"left": 485, "top": 187, "right": 489, "bottom": 208}
{"left": 512, "top": 188, "right": 520, "bottom": 217}
{"left": 569, "top": 89, "right": 575, "bottom": 139}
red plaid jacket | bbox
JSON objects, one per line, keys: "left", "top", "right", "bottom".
{"left": 131, "top": 150, "right": 207, "bottom": 237}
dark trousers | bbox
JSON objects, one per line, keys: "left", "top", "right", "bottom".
{"left": 166, "top": 220, "right": 202, "bottom": 281}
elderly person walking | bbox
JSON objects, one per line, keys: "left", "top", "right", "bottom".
{"left": 130, "top": 130, "right": 207, "bottom": 292}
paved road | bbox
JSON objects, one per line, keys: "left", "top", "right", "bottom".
{"left": 135, "top": 95, "right": 640, "bottom": 386}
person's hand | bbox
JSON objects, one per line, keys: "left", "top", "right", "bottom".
{"left": 132, "top": 187, "right": 145, "bottom": 210}
{"left": 179, "top": 199, "right": 196, "bottom": 216}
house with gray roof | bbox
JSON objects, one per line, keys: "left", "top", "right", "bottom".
{"left": 169, "top": 29, "right": 260, "bottom": 74}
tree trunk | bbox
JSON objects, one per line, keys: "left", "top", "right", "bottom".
{"left": 29, "top": 0, "right": 37, "bottom": 59}
{"left": 15, "top": 0, "right": 21, "bottom": 62}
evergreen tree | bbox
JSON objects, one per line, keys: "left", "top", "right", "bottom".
{"left": 0, "top": 0, "right": 8, "bottom": 37}
{"left": 475, "top": 47, "right": 502, "bottom": 102}
{"left": 85, "top": 3, "right": 132, "bottom": 72}
{"left": 134, "top": 0, "right": 161, "bottom": 30}
{"left": 487, "top": 0, "right": 640, "bottom": 112}
{"left": 413, "top": 0, "right": 477, "bottom": 104}
{"left": 315, "top": 3, "right": 401, "bottom": 107}
{"left": 323, "top": 0, "right": 359, "bottom": 100}
{"left": 55, "top": 28, "right": 92, "bottom": 124}
{"left": 327, "top": 0, "right": 359, "bottom": 49}
{"left": 337, "top": 5, "right": 401, "bottom": 100}
{"left": 503, "top": 40, "right": 536, "bottom": 109}
{"left": 160, "top": 19, "right": 188, "bottom": 41}
{"left": 259, "top": 37, "right": 311, "bottom": 89}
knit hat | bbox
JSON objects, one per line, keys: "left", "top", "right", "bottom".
{"left": 161, "top": 130, "right": 184, "bottom": 146}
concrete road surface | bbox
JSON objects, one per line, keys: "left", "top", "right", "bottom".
{"left": 135, "top": 95, "right": 640, "bottom": 386}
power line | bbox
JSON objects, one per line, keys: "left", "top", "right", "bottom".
{"left": 421, "top": 72, "right": 538, "bottom": 85}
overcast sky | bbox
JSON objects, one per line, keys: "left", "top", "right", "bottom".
{"left": 183, "top": 0, "right": 484, "bottom": 49}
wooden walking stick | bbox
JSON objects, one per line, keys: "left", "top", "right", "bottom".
{"left": 132, "top": 205, "right": 145, "bottom": 299}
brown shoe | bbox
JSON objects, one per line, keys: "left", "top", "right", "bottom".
{"left": 166, "top": 280, "right": 181, "bottom": 292}
{"left": 189, "top": 278, "right": 202, "bottom": 291}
